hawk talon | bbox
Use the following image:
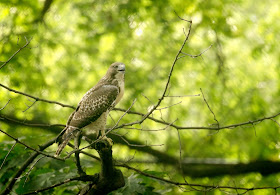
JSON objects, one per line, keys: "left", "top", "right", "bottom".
{"left": 100, "top": 136, "right": 113, "bottom": 147}
{"left": 95, "top": 137, "right": 113, "bottom": 150}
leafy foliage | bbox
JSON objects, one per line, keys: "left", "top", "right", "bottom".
{"left": 112, "top": 173, "right": 167, "bottom": 195}
{"left": 1, "top": 0, "right": 280, "bottom": 194}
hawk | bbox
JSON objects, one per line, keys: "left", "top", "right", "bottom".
{"left": 55, "top": 62, "right": 125, "bottom": 156}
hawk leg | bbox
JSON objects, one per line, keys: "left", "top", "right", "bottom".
{"left": 82, "top": 130, "right": 114, "bottom": 149}
{"left": 75, "top": 131, "right": 86, "bottom": 176}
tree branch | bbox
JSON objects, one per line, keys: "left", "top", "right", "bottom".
{"left": 0, "top": 99, "right": 11, "bottom": 111}
{"left": 1, "top": 83, "right": 279, "bottom": 132}
{"left": 200, "top": 88, "right": 220, "bottom": 127}
{"left": 22, "top": 175, "right": 98, "bottom": 195}
{"left": 179, "top": 44, "right": 212, "bottom": 59}
{"left": 0, "top": 141, "right": 16, "bottom": 170}
{"left": 38, "top": 0, "right": 54, "bottom": 22}
{"left": 118, "top": 163, "right": 280, "bottom": 193}
{"left": 0, "top": 138, "right": 57, "bottom": 195}
{"left": 0, "top": 114, "right": 65, "bottom": 128}
{"left": 0, "top": 83, "right": 76, "bottom": 109}
{"left": 0, "top": 37, "right": 32, "bottom": 70}
{"left": 3, "top": 113, "right": 280, "bottom": 178}
{"left": 0, "top": 128, "right": 63, "bottom": 161}
{"left": 139, "top": 19, "right": 193, "bottom": 124}
{"left": 79, "top": 139, "right": 125, "bottom": 194}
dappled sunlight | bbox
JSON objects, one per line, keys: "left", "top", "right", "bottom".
{"left": 0, "top": 0, "right": 280, "bottom": 194}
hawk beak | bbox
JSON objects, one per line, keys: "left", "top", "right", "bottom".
{"left": 118, "top": 64, "right": 125, "bottom": 72}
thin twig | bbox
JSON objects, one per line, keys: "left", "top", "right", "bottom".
{"left": 174, "top": 11, "right": 192, "bottom": 23}
{"left": 22, "top": 99, "right": 37, "bottom": 112}
{"left": 112, "top": 132, "right": 164, "bottom": 147}
{"left": 62, "top": 146, "right": 280, "bottom": 193}
{"left": 115, "top": 151, "right": 137, "bottom": 165}
{"left": 176, "top": 129, "right": 186, "bottom": 182}
{"left": 55, "top": 139, "right": 280, "bottom": 193}
{"left": 200, "top": 88, "right": 219, "bottom": 128}
{"left": 0, "top": 114, "right": 65, "bottom": 128}
{"left": 165, "top": 94, "right": 200, "bottom": 98}
{"left": 156, "top": 101, "right": 182, "bottom": 110}
{"left": 0, "top": 141, "right": 17, "bottom": 170}
{"left": 139, "top": 19, "right": 193, "bottom": 124}
{"left": 179, "top": 45, "right": 213, "bottom": 59}
{"left": 23, "top": 156, "right": 46, "bottom": 186}
{"left": 0, "top": 99, "right": 11, "bottom": 111}
{"left": 122, "top": 118, "right": 178, "bottom": 131}
{"left": 141, "top": 93, "right": 154, "bottom": 105}
{"left": 271, "top": 118, "right": 280, "bottom": 127}
{"left": 107, "top": 98, "right": 137, "bottom": 133}
{"left": 0, "top": 128, "right": 63, "bottom": 161}
{"left": 0, "top": 82, "right": 226, "bottom": 131}
{"left": 118, "top": 163, "right": 280, "bottom": 191}
{"left": 2, "top": 108, "right": 280, "bottom": 132}
{"left": 176, "top": 130, "right": 204, "bottom": 193}
{"left": 0, "top": 37, "right": 33, "bottom": 70}
{"left": 22, "top": 175, "right": 97, "bottom": 195}
{"left": 1, "top": 138, "right": 57, "bottom": 195}
{"left": 0, "top": 83, "right": 76, "bottom": 109}
{"left": 67, "top": 142, "right": 100, "bottom": 161}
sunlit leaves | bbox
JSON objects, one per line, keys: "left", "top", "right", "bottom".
{"left": 0, "top": 0, "right": 280, "bottom": 194}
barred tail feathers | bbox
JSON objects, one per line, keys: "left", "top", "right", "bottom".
{"left": 55, "top": 126, "right": 77, "bottom": 156}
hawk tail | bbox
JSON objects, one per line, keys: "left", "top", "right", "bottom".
{"left": 55, "top": 126, "right": 77, "bottom": 157}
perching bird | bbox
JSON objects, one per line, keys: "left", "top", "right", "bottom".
{"left": 55, "top": 62, "right": 125, "bottom": 156}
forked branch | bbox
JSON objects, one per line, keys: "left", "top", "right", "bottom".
{"left": 0, "top": 37, "right": 32, "bottom": 70}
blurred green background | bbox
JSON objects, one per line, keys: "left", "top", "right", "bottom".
{"left": 1, "top": 0, "right": 280, "bottom": 194}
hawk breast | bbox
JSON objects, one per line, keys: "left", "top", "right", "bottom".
{"left": 69, "top": 85, "right": 119, "bottom": 129}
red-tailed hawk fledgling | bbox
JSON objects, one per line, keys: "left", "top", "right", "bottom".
{"left": 55, "top": 62, "right": 125, "bottom": 156}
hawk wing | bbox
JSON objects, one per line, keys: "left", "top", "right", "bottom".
{"left": 69, "top": 85, "right": 119, "bottom": 129}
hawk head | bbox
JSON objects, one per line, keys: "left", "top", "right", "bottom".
{"left": 106, "top": 62, "right": 125, "bottom": 80}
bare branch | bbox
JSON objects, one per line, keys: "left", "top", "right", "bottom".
{"left": 0, "top": 83, "right": 76, "bottom": 109}
{"left": 0, "top": 128, "right": 63, "bottom": 161}
{"left": 179, "top": 44, "right": 213, "bottom": 59}
{"left": 0, "top": 141, "right": 17, "bottom": 170}
{"left": 100, "top": 109, "right": 280, "bottom": 132}
{"left": 107, "top": 98, "right": 137, "bottom": 133}
{"left": 4, "top": 80, "right": 274, "bottom": 132}
{"left": 2, "top": 107, "right": 280, "bottom": 133}
{"left": 1, "top": 138, "right": 57, "bottom": 195}
{"left": 0, "top": 114, "right": 65, "bottom": 128}
{"left": 67, "top": 142, "right": 100, "bottom": 161}
{"left": 0, "top": 37, "right": 33, "bottom": 70}
{"left": 64, "top": 143, "right": 280, "bottom": 193}
{"left": 156, "top": 101, "right": 182, "bottom": 110}
{"left": 165, "top": 94, "right": 200, "bottom": 98}
{"left": 22, "top": 99, "right": 37, "bottom": 112}
{"left": 118, "top": 163, "right": 280, "bottom": 192}
{"left": 271, "top": 118, "right": 280, "bottom": 127}
{"left": 22, "top": 175, "right": 98, "bottom": 195}
{"left": 139, "top": 18, "right": 192, "bottom": 124}
{"left": 111, "top": 132, "right": 164, "bottom": 147}
{"left": 176, "top": 129, "right": 187, "bottom": 183}
{"left": 141, "top": 93, "right": 154, "bottom": 105}
{"left": 23, "top": 156, "right": 46, "bottom": 186}
{"left": 174, "top": 11, "right": 192, "bottom": 23}
{"left": 0, "top": 99, "right": 11, "bottom": 111}
{"left": 200, "top": 88, "right": 220, "bottom": 128}
{"left": 123, "top": 118, "right": 178, "bottom": 132}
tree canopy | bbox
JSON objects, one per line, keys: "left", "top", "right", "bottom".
{"left": 1, "top": 0, "right": 280, "bottom": 194}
